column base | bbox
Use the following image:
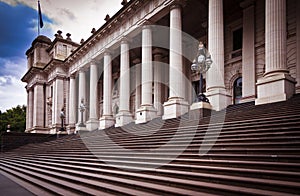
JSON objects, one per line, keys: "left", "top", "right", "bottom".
{"left": 86, "top": 119, "right": 99, "bottom": 131}
{"left": 135, "top": 105, "right": 157, "bottom": 124}
{"left": 154, "top": 102, "right": 163, "bottom": 117}
{"left": 67, "top": 124, "right": 76, "bottom": 134}
{"left": 240, "top": 95, "right": 256, "bottom": 103}
{"left": 49, "top": 125, "right": 67, "bottom": 134}
{"left": 206, "top": 88, "right": 231, "bottom": 111}
{"left": 162, "top": 98, "right": 189, "bottom": 120}
{"left": 99, "top": 115, "right": 115, "bottom": 129}
{"left": 115, "top": 111, "right": 133, "bottom": 127}
{"left": 255, "top": 73, "right": 296, "bottom": 105}
{"left": 30, "top": 127, "right": 50, "bottom": 134}
{"left": 75, "top": 123, "right": 87, "bottom": 132}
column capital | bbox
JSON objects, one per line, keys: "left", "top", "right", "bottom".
{"left": 138, "top": 19, "right": 153, "bottom": 29}
{"left": 119, "top": 36, "right": 131, "bottom": 44}
{"left": 240, "top": 0, "right": 255, "bottom": 9}
{"left": 169, "top": 0, "right": 186, "bottom": 10}
{"left": 103, "top": 48, "right": 112, "bottom": 56}
{"left": 89, "top": 59, "right": 98, "bottom": 66}
{"left": 69, "top": 73, "right": 76, "bottom": 79}
{"left": 78, "top": 66, "right": 88, "bottom": 73}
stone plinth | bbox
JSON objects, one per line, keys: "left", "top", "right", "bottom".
{"left": 190, "top": 101, "right": 212, "bottom": 110}
{"left": 135, "top": 106, "right": 157, "bottom": 124}
{"left": 162, "top": 99, "right": 189, "bottom": 120}
{"left": 86, "top": 119, "right": 99, "bottom": 131}
{"left": 255, "top": 73, "right": 296, "bottom": 105}
{"left": 99, "top": 116, "right": 115, "bottom": 129}
{"left": 115, "top": 111, "right": 133, "bottom": 127}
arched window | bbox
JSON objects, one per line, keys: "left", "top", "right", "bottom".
{"left": 234, "top": 77, "right": 242, "bottom": 104}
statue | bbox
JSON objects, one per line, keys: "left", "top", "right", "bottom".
{"left": 79, "top": 98, "right": 86, "bottom": 127}
{"left": 59, "top": 107, "right": 65, "bottom": 131}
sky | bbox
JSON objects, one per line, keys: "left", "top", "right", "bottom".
{"left": 0, "top": 0, "right": 123, "bottom": 112}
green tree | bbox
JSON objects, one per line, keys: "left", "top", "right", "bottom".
{"left": 0, "top": 105, "right": 26, "bottom": 133}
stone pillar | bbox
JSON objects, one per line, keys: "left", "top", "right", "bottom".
{"left": 134, "top": 58, "right": 141, "bottom": 119}
{"left": 68, "top": 75, "right": 76, "bottom": 133}
{"left": 136, "top": 24, "right": 157, "bottom": 124}
{"left": 296, "top": 0, "right": 300, "bottom": 93}
{"left": 53, "top": 78, "right": 64, "bottom": 133}
{"left": 116, "top": 38, "right": 133, "bottom": 127}
{"left": 87, "top": 60, "right": 99, "bottom": 130}
{"left": 76, "top": 69, "right": 87, "bottom": 128}
{"left": 163, "top": 2, "right": 189, "bottom": 120}
{"left": 26, "top": 88, "right": 33, "bottom": 132}
{"left": 153, "top": 48, "right": 164, "bottom": 117}
{"left": 32, "top": 84, "right": 45, "bottom": 132}
{"left": 240, "top": 0, "right": 256, "bottom": 103}
{"left": 206, "top": 0, "right": 230, "bottom": 111}
{"left": 255, "top": 0, "right": 295, "bottom": 105}
{"left": 99, "top": 50, "right": 115, "bottom": 129}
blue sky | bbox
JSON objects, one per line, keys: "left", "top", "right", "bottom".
{"left": 0, "top": 0, "right": 122, "bottom": 112}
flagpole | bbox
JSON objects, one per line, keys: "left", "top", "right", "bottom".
{"left": 38, "top": 0, "right": 40, "bottom": 35}
{"left": 38, "top": 0, "right": 44, "bottom": 36}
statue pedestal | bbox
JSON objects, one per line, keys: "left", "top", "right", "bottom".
{"left": 189, "top": 101, "right": 212, "bottom": 120}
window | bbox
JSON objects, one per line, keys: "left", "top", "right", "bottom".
{"left": 58, "top": 44, "right": 67, "bottom": 56}
{"left": 233, "top": 28, "right": 243, "bottom": 51}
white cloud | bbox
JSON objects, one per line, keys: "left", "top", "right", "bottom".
{"left": 0, "top": 0, "right": 123, "bottom": 43}
{"left": 0, "top": 75, "right": 27, "bottom": 112}
{"left": 0, "top": 57, "right": 27, "bottom": 112}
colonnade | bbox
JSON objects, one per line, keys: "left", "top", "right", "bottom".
{"left": 25, "top": 0, "right": 297, "bottom": 133}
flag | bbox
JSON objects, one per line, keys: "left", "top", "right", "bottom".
{"left": 38, "top": 0, "right": 44, "bottom": 28}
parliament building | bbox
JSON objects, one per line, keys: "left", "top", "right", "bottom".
{"left": 22, "top": 0, "right": 300, "bottom": 134}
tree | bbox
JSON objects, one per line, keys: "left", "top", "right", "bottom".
{"left": 0, "top": 105, "right": 26, "bottom": 133}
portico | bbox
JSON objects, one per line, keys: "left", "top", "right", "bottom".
{"left": 22, "top": 0, "right": 299, "bottom": 133}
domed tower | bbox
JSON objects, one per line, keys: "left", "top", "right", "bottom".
{"left": 25, "top": 35, "right": 52, "bottom": 69}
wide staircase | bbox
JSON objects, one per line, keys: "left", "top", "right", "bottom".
{"left": 1, "top": 95, "right": 300, "bottom": 195}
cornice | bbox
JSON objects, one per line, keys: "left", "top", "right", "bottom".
{"left": 64, "top": 0, "right": 146, "bottom": 66}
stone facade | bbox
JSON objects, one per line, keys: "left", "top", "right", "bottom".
{"left": 22, "top": 0, "right": 299, "bottom": 133}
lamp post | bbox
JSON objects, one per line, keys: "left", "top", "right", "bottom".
{"left": 60, "top": 108, "right": 65, "bottom": 132}
{"left": 191, "top": 42, "right": 213, "bottom": 103}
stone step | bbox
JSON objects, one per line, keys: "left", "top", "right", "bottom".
{"left": 2, "top": 157, "right": 299, "bottom": 196}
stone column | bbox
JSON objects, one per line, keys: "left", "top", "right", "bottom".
{"left": 134, "top": 58, "right": 141, "bottom": 119}
{"left": 68, "top": 75, "right": 76, "bottom": 133}
{"left": 240, "top": 0, "right": 256, "bottom": 103}
{"left": 54, "top": 78, "right": 64, "bottom": 133}
{"left": 163, "top": 2, "right": 189, "bottom": 120}
{"left": 153, "top": 48, "right": 164, "bottom": 116}
{"left": 206, "top": 0, "right": 230, "bottom": 111}
{"left": 296, "top": 0, "right": 300, "bottom": 93}
{"left": 87, "top": 60, "right": 99, "bottom": 130}
{"left": 76, "top": 69, "right": 87, "bottom": 129}
{"left": 116, "top": 38, "right": 133, "bottom": 127}
{"left": 255, "top": 0, "right": 295, "bottom": 105}
{"left": 32, "top": 83, "right": 45, "bottom": 132}
{"left": 26, "top": 88, "right": 33, "bottom": 132}
{"left": 99, "top": 50, "right": 115, "bottom": 129}
{"left": 136, "top": 24, "right": 157, "bottom": 124}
